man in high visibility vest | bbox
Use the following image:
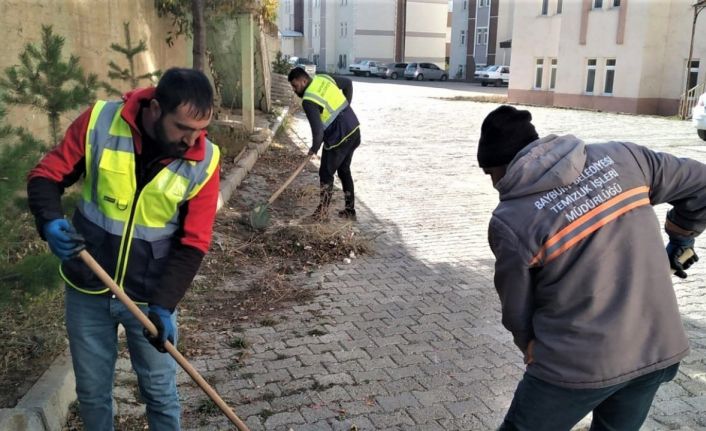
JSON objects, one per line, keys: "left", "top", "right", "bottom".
{"left": 288, "top": 67, "right": 361, "bottom": 221}
{"left": 27, "top": 68, "right": 220, "bottom": 430}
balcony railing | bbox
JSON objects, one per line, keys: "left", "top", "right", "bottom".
{"left": 679, "top": 82, "right": 705, "bottom": 119}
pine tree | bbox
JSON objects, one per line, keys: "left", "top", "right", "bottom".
{"left": 0, "top": 91, "right": 58, "bottom": 295}
{"left": 0, "top": 25, "right": 98, "bottom": 146}
{"left": 102, "top": 22, "right": 162, "bottom": 97}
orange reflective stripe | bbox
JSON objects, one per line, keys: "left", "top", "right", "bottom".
{"left": 530, "top": 186, "right": 650, "bottom": 266}
{"left": 542, "top": 198, "right": 650, "bottom": 264}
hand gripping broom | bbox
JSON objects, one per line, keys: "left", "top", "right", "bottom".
{"left": 78, "top": 250, "right": 250, "bottom": 431}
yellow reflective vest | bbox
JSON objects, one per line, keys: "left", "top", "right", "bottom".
{"left": 303, "top": 74, "right": 349, "bottom": 129}
{"left": 61, "top": 100, "right": 220, "bottom": 301}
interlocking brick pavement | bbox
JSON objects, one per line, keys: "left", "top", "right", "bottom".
{"left": 108, "top": 79, "right": 706, "bottom": 430}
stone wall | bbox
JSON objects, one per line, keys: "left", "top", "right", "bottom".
{"left": 271, "top": 73, "right": 293, "bottom": 106}
{"left": 0, "top": 0, "right": 188, "bottom": 144}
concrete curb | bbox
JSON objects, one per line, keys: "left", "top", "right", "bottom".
{"left": 0, "top": 106, "right": 291, "bottom": 431}
{"left": 218, "top": 106, "right": 290, "bottom": 210}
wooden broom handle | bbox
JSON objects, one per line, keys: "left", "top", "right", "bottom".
{"left": 78, "top": 250, "right": 250, "bottom": 431}
{"left": 267, "top": 154, "right": 314, "bottom": 205}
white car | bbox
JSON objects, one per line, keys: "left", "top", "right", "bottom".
{"left": 479, "top": 65, "right": 510, "bottom": 87}
{"left": 692, "top": 92, "right": 706, "bottom": 141}
{"left": 348, "top": 60, "right": 378, "bottom": 77}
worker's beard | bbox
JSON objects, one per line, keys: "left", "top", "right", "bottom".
{"left": 154, "top": 116, "right": 189, "bottom": 157}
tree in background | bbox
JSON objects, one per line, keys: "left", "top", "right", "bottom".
{"left": 272, "top": 51, "right": 292, "bottom": 75}
{"left": 0, "top": 25, "right": 98, "bottom": 146}
{"left": 0, "top": 91, "right": 59, "bottom": 300}
{"left": 103, "top": 21, "right": 162, "bottom": 97}
{"left": 155, "top": 0, "right": 278, "bottom": 70}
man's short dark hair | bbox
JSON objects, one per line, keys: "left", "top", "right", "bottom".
{"left": 288, "top": 67, "right": 310, "bottom": 82}
{"left": 155, "top": 68, "right": 213, "bottom": 120}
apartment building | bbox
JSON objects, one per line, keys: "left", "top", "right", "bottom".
{"left": 449, "top": 0, "right": 515, "bottom": 80}
{"left": 278, "top": 0, "right": 305, "bottom": 57}
{"left": 277, "top": 0, "right": 448, "bottom": 74}
{"left": 509, "top": 0, "right": 706, "bottom": 116}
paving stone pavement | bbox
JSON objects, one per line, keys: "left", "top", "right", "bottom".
{"left": 116, "top": 79, "right": 706, "bottom": 430}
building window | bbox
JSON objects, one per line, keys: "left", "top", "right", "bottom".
{"left": 460, "top": 30, "right": 466, "bottom": 45}
{"left": 476, "top": 27, "right": 488, "bottom": 45}
{"left": 541, "top": 0, "right": 548, "bottom": 15}
{"left": 480, "top": 0, "right": 489, "bottom": 7}
{"left": 557, "top": 0, "right": 563, "bottom": 14}
{"left": 593, "top": 0, "right": 602, "bottom": 8}
{"left": 340, "top": 23, "right": 344, "bottom": 37}
{"left": 613, "top": 0, "right": 620, "bottom": 6}
{"left": 586, "top": 58, "right": 597, "bottom": 93}
{"left": 535, "top": 59, "right": 544, "bottom": 89}
{"left": 463, "top": 0, "right": 467, "bottom": 9}
{"left": 688, "top": 60, "right": 700, "bottom": 89}
{"left": 314, "top": 23, "right": 319, "bottom": 38}
{"left": 344, "top": 22, "right": 348, "bottom": 37}
{"left": 604, "top": 59, "right": 616, "bottom": 94}
{"left": 550, "top": 58, "right": 557, "bottom": 90}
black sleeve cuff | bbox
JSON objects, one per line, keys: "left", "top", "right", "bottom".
{"left": 27, "top": 177, "right": 66, "bottom": 240}
{"left": 152, "top": 244, "right": 205, "bottom": 310}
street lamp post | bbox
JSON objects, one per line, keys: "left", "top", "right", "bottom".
{"left": 682, "top": 0, "right": 706, "bottom": 118}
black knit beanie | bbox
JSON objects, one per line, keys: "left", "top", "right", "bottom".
{"left": 477, "top": 105, "right": 539, "bottom": 168}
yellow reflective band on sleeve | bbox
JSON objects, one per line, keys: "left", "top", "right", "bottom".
{"left": 187, "top": 144, "right": 220, "bottom": 200}
{"left": 108, "top": 106, "right": 133, "bottom": 138}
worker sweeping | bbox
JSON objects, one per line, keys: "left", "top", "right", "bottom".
{"left": 27, "top": 68, "right": 220, "bottom": 430}
{"left": 479, "top": 105, "right": 704, "bottom": 431}
{"left": 288, "top": 67, "right": 361, "bottom": 221}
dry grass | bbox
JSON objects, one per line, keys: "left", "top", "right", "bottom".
{"left": 436, "top": 94, "right": 508, "bottom": 103}
{"left": 0, "top": 287, "right": 66, "bottom": 407}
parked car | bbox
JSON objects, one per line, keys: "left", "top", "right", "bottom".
{"left": 348, "top": 60, "right": 378, "bottom": 77}
{"left": 473, "top": 65, "right": 490, "bottom": 80}
{"left": 479, "top": 65, "right": 510, "bottom": 87}
{"left": 288, "top": 57, "right": 316, "bottom": 75}
{"left": 693, "top": 92, "right": 706, "bottom": 141}
{"left": 374, "top": 62, "right": 408, "bottom": 79}
{"left": 404, "top": 62, "right": 448, "bottom": 81}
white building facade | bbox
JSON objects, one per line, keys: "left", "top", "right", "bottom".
{"left": 449, "top": 0, "right": 515, "bottom": 80}
{"left": 278, "top": 0, "right": 449, "bottom": 74}
{"left": 508, "top": 0, "right": 706, "bottom": 116}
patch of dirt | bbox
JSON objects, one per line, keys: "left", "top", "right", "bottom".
{"left": 0, "top": 288, "right": 66, "bottom": 408}
{"left": 177, "top": 127, "right": 372, "bottom": 357}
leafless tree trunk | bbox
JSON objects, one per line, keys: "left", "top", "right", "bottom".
{"left": 192, "top": 0, "right": 206, "bottom": 71}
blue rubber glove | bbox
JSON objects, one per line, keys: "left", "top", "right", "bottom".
{"left": 143, "top": 305, "right": 175, "bottom": 353}
{"left": 43, "top": 219, "right": 85, "bottom": 261}
{"left": 666, "top": 237, "right": 699, "bottom": 279}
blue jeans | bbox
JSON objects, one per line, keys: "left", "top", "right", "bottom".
{"left": 65, "top": 286, "right": 180, "bottom": 430}
{"left": 499, "top": 363, "right": 679, "bottom": 431}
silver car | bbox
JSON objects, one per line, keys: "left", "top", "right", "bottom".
{"left": 288, "top": 57, "right": 317, "bottom": 76}
{"left": 404, "top": 62, "right": 448, "bottom": 81}
{"left": 375, "top": 62, "right": 408, "bottom": 80}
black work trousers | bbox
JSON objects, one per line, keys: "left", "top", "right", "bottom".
{"left": 319, "top": 129, "right": 361, "bottom": 211}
